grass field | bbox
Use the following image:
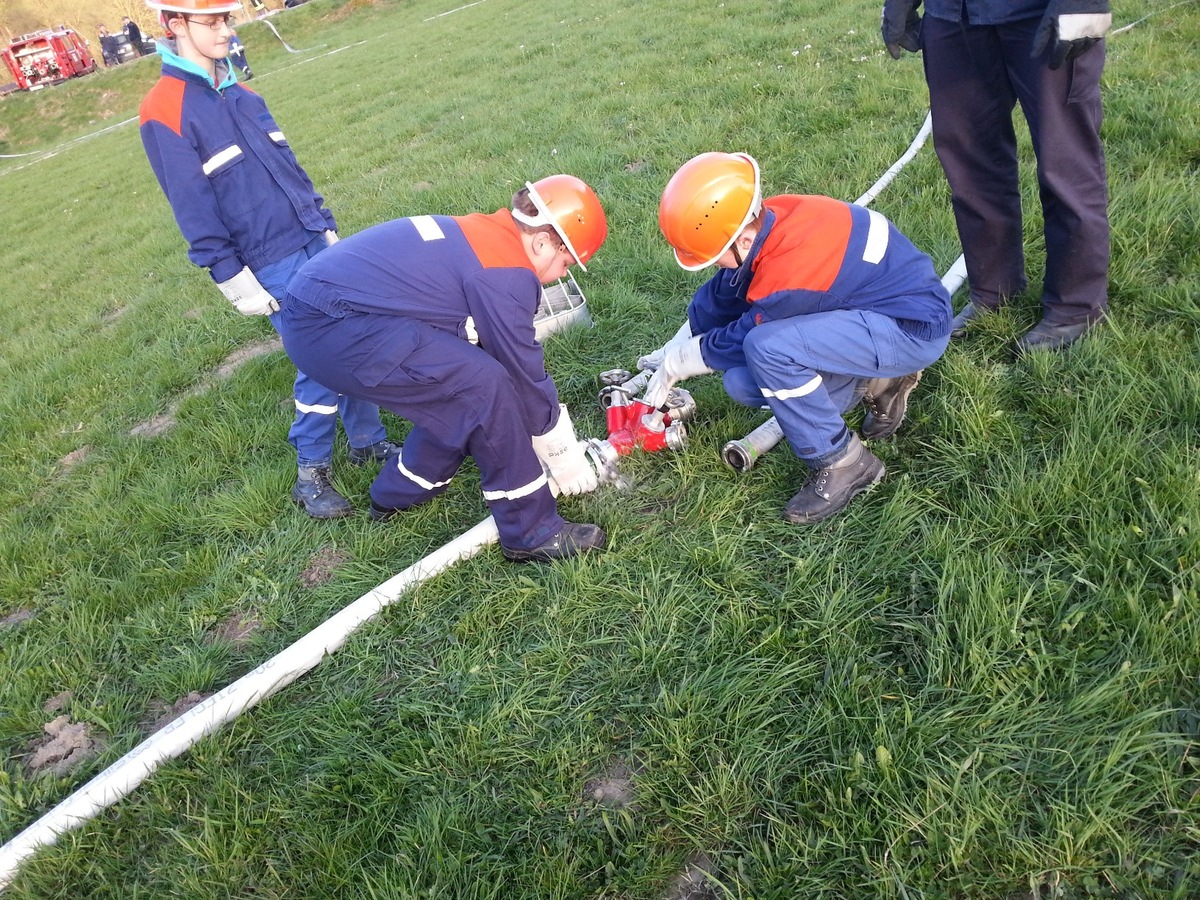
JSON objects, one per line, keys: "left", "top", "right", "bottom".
{"left": 1, "top": 0, "right": 1198, "bottom": 896}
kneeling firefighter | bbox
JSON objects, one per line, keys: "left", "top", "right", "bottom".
{"left": 639, "top": 152, "right": 952, "bottom": 523}
{"left": 277, "top": 175, "right": 609, "bottom": 563}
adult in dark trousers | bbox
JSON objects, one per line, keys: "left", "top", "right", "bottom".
{"left": 277, "top": 176, "right": 610, "bottom": 563}
{"left": 98, "top": 25, "right": 118, "bottom": 67}
{"left": 140, "top": 0, "right": 397, "bottom": 519}
{"left": 123, "top": 16, "right": 146, "bottom": 55}
{"left": 639, "top": 152, "right": 951, "bottom": 524}
{"left": 882, "top": 0, "right": 1111, "bottom": 352}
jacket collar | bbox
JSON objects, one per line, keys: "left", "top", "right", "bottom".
{"left": 156, "top": 38, "right": 238, "bottom": 91}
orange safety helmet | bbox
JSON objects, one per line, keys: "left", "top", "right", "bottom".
{"left": 145, "top": 0, "right": 242, "bottom": 15}
{"left": 514, "top": 174, "right": 608, "bottom": 272}
{"left": 658, "top": 152, "right": 762, "bottom": 271}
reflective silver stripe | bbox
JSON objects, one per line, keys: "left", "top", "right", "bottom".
{"left": 269, "top": 130, "right": 286, "bottom": 144}
{"left": 295, "top": 400, "right": 338, "bottom": 415}
{"left": 761, "top": 373, "right": 824, "bottom": 401}
{"left": 202, "top": 145, "right": 243, "bottom": 175}
{"left": 862, "top": 209, "right": 889, "bottom": 264}
{"left": 396, "top": 456, "right": 452, "bottom": 492}
{"left": 464, "top": 316, "right": 479, "bottom": 344}
{"left": 483, "top": 472, "right": 548, "bottom": 501}
{"left": 411, "top": 215, "right": 445, "bottom": 242}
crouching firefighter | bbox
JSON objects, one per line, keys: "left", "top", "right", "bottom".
{"left": 639, "top": 152, "right": 952, "bottom": 523}
{"left": 277, "top": 175, "right": 610, "bottom": 563}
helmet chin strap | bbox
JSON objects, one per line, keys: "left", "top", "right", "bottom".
{"left": 510, "top": 208, "right": 547, "bottom": 229}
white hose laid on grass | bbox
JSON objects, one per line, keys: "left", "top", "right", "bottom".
{"left": 854, "top": 110, "right": 932, "bottom": 207}
{"left": 0, "top": 516, "right": 501, "bottom": 890}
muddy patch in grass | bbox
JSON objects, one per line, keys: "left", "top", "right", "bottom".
{"left": 210, "top": 610, "right": 262, "bottom": 645}
{"left": 2, "top": 608, "right": 36, "bottom": 628}
{"left": 300, "top": 545, "right": 352, "bottom": 588}
{"left": 42, "top": 690, "right": 73, "bottom": 714}
{"left": 58, "top": 445, "right": 92, "bottom": 471}
{"left": 581, "top": 758, "right": 639, "bottom": 813}
{"left": 26, "top": 715, "right": 100, "bottom": 778}
{"left": 663, "top": 853, "right": 720, "bottom": 900}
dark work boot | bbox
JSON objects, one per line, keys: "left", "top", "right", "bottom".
{"left": 368, "top": 500, "right": 400, "bottom": 522}
{"left": 501, "top": 523, "right": 607, "bottom": 563}
{"left": 861, "top": 371, "right": 922, "bottom": 439}
{"left": 1015, "top": 317, "right": 1101, "bottom": 353}
{"left": 292, "top": 466, "right": 353, "bottom": 519}
{"left": 348, "top": 440, "right": 402, "bottom": 467}
{"left": 950, "top": 301, "right": 990, "bottom": 337}
{"left": 783, "top": 435, "right": 885, "bottom": 524}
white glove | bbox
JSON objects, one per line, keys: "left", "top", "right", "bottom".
{"left": 531, "top": 404, "right": 598, "bottom": 496}
{"left": 636, "top": 319, "right": 694, "bottom": 372}
{"left": 216, "top": 266, "right": 279, "bottom": 316}
{"left": 324, "top": 229, "right": 339, "bottom": 246}
{"left": 642, "top": 336, "right": 713, "bottom": 409}
{"left": 1032, "top": 3, "right": 1111, "bottom": 70}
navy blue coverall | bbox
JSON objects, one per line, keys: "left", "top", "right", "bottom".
{"left": 277, "top": 211, "right": 567, "bottom": 552}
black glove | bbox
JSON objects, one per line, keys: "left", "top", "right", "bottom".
{"left": 1031, "top": 0, "right": 1112, "bottom": 70}
{"left": 882, "top": 0, "right": 923, "bottom": 59}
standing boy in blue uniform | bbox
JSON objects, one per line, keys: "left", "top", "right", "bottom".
{"left": 640, "top": 152, "right": 952, "bottom": 523}
{"left": 277, "top": 176, "right": 609, "bottom": 563}
{"left": 139, "top": 0, "right": 395, "bottom": 518}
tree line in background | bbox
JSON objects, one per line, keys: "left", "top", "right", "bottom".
{"left": 0, "top": 0, "right": 284, "bottom": 43}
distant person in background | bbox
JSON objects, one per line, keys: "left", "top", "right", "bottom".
{"left": 98, "top": 24, "right": 118, "bottom": 67}
{"left": 882, "top": 0, "right": 1112, "bottom": 353}
{"left": 123, "top": 16, "right": 145, "bottom": 55}
{"left": 139, "top": 0, "right": 396, "bottom": 518}
{"left": 228, "top": 28, "right": 253, "bottom": 80}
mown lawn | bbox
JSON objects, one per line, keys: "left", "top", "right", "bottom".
{"left": 1, "top": 0, "right": 1197, "bottom": 896}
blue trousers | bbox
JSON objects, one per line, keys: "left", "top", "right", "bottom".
{"left": 723, "top": 311, "right": 949, "bottom": 467}
{"left": 276, "top": 299, "right": 564, "bottom": 552}
{"left": 922, "top": 15, "right": 1109, "bottom": 325}
{"left": 255, "top": 235, "right": 387, "bottom": 467}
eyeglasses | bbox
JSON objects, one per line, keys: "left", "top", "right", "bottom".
{"left": 185, "top": 13, "right": 233, "bottom": 30}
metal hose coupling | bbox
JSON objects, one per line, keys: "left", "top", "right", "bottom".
{"left": 721, "top": 416, "right": 785, "bottom": 473}
{"left": 584, "top": 437, "right": 623, "bottom": 485}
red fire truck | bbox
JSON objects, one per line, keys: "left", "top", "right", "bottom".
{"left": 2, "top": 27, "right": 97, "bottom": 91}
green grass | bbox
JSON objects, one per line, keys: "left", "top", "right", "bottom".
{"left": 1, "top": 0, "right": 1199, "bottom": 896}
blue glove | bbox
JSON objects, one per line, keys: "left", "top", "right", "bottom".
{"left": 881, "top": 0, "right": 922, "bottom": 59}
{"left": 1032, "top": 1, "right": 1111, "bottom": 70}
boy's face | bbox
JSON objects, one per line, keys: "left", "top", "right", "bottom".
{"left": 530, "top": 233, "right": 577, "bottom": 284}
{"left": 170, "top": 13, "right": 233, "bottom": 63}
{"left": 712, "top": 228, "right": 758, "bottom": 269}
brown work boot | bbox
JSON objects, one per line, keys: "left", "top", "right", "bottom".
{"left": 783, "top": 435, "right": 885, "bottom": 524}
{"left": 861, "top": 371, "right": 922, "bottom": 439}
{"left": 502, "top": 523, "right": 606, "bottom": 563}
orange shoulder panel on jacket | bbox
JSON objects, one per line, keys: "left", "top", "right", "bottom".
{"left": 746, "top": 195, "right": 852, "bottom": 301}
{"left": 456, "top": 209, "right": 535, "bottom": 273}
{"left": 139, "top": 77, "right": 186, "bottom": 135}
